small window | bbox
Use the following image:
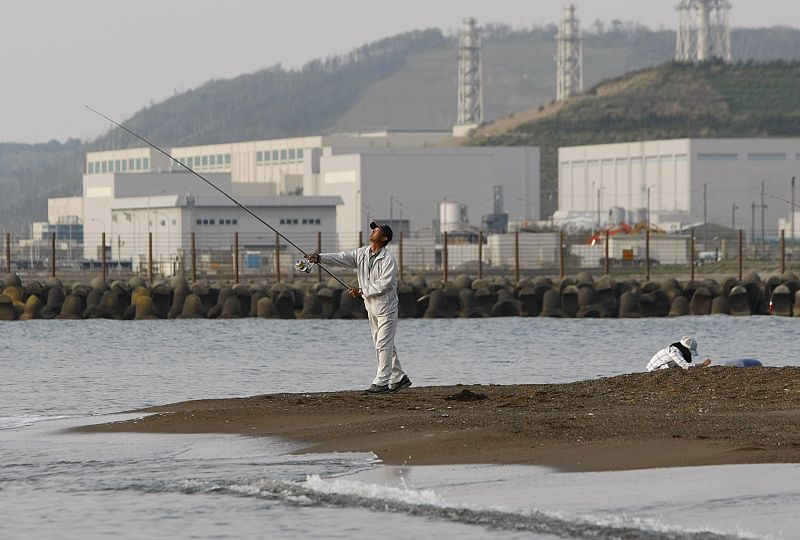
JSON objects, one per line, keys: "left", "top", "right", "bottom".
{"left": 202, "top": 156, "right": 208, "bottom": 166}
{"left": 185, "top": 157, "right": 192, "bottom": 167}
{"left": 122, "top": 160, "right": 127, "bottom": 171}
{"left": 128, "top": 158, "right": 135, "bottom": 170}
{"left": 257, "top": 151, "right": 263, "bottom": 162}
{"left": 143, "top": 158, "right": 149, "bottom": 170}
{"left": 202, "top": 219, "right": 208, "bottom": 225}
{"left": 315, "top": 218, "right": 320, "bottom": 225}
{"left": 225, "top": 154, "right": 231, "bottom": 164}
{"left": 302, "top": 218, "right": 308, "bottom": 225}
{"left": 135, "top": 158, "right": 142, "bottom": 170}
{"left": 272, "top": 150, "right": 279, "bottom": 161}
{"left": 232, "top": 219, "right": 237, "bottom": 225}
{"left": 160, "top": 220, "right": 166, "bottom": 226}
{"left": 297, "top": 149, "right": 304, "bottom": 160}
{"left": 172, "top": 219, "right": 176, "bottom": 225}
{"left": 289, "top": 149, "right": 296, "bottom": 160}
{"left": 217, "top": 154, "right": 223, "bottom": 165}
{"left": 281, "top": 149, "right": 287, "bottom": 161}
{"left": 196, "top": 219, "right": 202, "bottom": 225}
{"left": 101, "top": 161, "right": 107, "bottom": 173}
{"left": 279, "top": 218, "right": 285, "bottom": 225}
{"left": 115, "top": 160, "right": 121, "bottom": 171}
{"left": 264, "top": 151, "right": 270, "bottom": 162}
{"left": 292, "top": 218, "right": 298, "bottom": 225}
{"left": 87, "top": 163, "right": 94, "bottom": 174}
{"left": 209, "top": 155, "right": 216, "bottom": 166}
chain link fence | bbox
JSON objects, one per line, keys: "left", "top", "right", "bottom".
{"left": 4, "top": 228, "right": 800, "bottom": 283}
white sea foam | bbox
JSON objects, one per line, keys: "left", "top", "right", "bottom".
{"left": 303, "top": 474, "right": 447, "bottom": 507}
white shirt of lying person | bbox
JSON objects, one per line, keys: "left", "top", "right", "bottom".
{"left": 646, "top": 345, "right": 693, "bottom": 371}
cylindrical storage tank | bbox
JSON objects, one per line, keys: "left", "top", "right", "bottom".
{"left": 440, "top": 201, "right": 469, "bottom": 234}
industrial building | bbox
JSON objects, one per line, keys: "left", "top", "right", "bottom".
{"left": 557, "top": 138, "right": 800, "bottom": 237}
{"left": 84, "top": 133, "right": 540, "bottom": 249}
{"left": 81, "top": 170, "right": 341, "bottom": 274}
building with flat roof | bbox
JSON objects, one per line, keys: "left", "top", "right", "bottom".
{"left": 84, "top": 132, "right": 540, "bottom": 239}
{"left": 82, "top": 170, "right": 340, "bottom": 274}
{"left": 558, "top": 138, "right": 800, "bottom": 235}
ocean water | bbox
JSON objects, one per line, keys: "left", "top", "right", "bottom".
{"left": 1, "top": 317, "right": 799, "bottom": 539}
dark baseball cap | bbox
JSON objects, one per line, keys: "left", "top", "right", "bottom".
{"left": 369, "top": 221, "right": 393, "bottom": 243}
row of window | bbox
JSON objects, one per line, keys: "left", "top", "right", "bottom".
{"left": 87, "top": 158, "right": 150, "bottom": 174}
{"left": 279, "top": 218, "right": 321, "bottom": 225}
{"left": 181, "top": 154, "right": 232, "bottom": 169}
{"left": 256, "top": 148, "right": 304, "bottom": 164}
{"left": 196, "top": 218, "right": 239, "bottom": 226}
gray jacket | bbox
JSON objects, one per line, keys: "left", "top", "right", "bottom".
{"left": 320, "top": 246, "right": 398, "bottom": 316}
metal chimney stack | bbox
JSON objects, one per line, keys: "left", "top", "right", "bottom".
{"left": 453, "top": 17, "right": 483, "bottom": 137}
{"left": 675, "top": 0, "right": 732, "bottom": 63}
{"left": 556, "top": 4, "right": 583, "bottom": 102}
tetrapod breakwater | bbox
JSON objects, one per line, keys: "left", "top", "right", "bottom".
{"left": 2, "top": 270, "right": 800, "bottom": 321}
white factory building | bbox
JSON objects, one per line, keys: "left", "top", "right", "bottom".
{"left": 557, "top": 138, "right": 800, "bottom": 235}
{"left": 81, "top": 170, "right": 341, "bottom": 273}
{"left": 84, "top": 131, "right": 541, "bottom": 245}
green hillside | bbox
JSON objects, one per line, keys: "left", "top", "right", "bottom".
{"left": 471, "top": 61, "right": 800, "bottom": 217}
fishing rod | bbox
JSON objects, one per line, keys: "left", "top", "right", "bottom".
{"left": 85, "top": 105, "right": 351, "bottom": 289}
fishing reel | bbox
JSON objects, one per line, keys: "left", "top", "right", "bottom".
{"left": 294, "top": 259, "right": 316, "bottom": 273}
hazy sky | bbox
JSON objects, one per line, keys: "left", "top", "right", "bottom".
{"left": 1, "top": 0, "right": 797, "bottom": 143}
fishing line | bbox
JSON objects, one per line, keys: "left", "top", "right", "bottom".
{"left": 85, "top": 105, "right": 350, "bottom": 289}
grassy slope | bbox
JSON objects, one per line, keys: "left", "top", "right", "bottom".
{"left": 470, "top": 62, "right": 800, "bottom": 217}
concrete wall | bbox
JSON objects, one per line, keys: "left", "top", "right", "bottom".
{"left": 316, "top": 147, "right": 540, "bottom": 238}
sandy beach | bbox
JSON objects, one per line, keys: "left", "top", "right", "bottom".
{"left": 78, "top": 367, "right": 800, "bottom": 472}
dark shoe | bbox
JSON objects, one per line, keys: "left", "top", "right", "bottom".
{"left": 364, "top": 384, "right": 390, "bottom": 394}
{"left": 390, "top": 375, "right": 412, "bottom": 392}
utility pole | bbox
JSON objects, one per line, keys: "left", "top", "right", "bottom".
{"left": 760, "top": 181, "right": 767, "bottom": 246}
{"left": 596, "top": 188, "right": 601, "bottom": 230}
{"left": 789, "top": 176, "right": 795, "bottom": 246}
{"left": 751, "top": 201, "right": 756, "bottom": 255}
{"left": 703, "top": 183, "right": 707, "bottom": 251}
{"left": 732, "top": 203, "right": 739, "bottom": 231}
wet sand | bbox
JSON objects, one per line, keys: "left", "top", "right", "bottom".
{"left": 77, "top": 367, "right": 800, "bottom": 472}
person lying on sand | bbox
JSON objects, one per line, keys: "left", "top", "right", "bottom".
{"left": 646, "top": 335, "right": 711, "bottom": 371}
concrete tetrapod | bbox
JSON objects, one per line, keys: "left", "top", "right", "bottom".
{"left": 729, "top": 285, "right": 752, "bottom": 316}
{"left": 219, "top": 296, "right": 243, "bottom": 319}
{"left": 710, "top": 296, "right": 731, "bottom": 315}
{"left": 0, "top": 294, "right": 15, "bottom": 321}
{"left": 256, "top": 297, "right": 279, "bottom": 319}
{"left": 618, "top": 290, "right": 641, "bottom": 318}
{"left": 517, "top": 287, "right": 541, "bottom": 317}
{"left": 668, "top": 296, "right": 690, "bottom": 317}
{"left": 771, "top": 284, "right": 792, "bottom": 317}
{"left": 19, "top": 295, "right": 42, "bottom": 320}
{"left": 300, "top": 293, "right": 324, "bottom": 319}
{"left": 540, "top": 288, "right": 563, "bottom": 318}
{"left": 57, "top": 295, "right": 84, "bottom": 319}
{"left": 458, "top": 288, "right": 486, "bottom": 318}
{"left": 794, "top": 291, "right": 800, "bottom": 317}
{"left": 561, "top": 285, "right": 579, "bottom": 318}
{"left": 133, "top": 293, "right": 159, "bottom": 320}
{"left": 690, "top": 286, "right": 713, "bottom": 316}
{"left": 168, "top": 284, "right": 190, "bottom": 319}
{"left": 177, "top": 294, "right": 206, "bottom": 319}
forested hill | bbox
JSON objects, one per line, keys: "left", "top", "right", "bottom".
{"left": 3, "top": 24, "right": 800, "bottom": 231}
{"left": 470, "top": 61, "right": 800, "bottom": 217}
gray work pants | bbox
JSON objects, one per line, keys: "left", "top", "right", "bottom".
{"left": 367, "top": 308, "right": 405, "bottom": 386}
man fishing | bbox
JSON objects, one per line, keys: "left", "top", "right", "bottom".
{"left": 646, "top": 336, "right": 711, "bottom": 371}
{"left": 307, "top": 222, "right": 412, "bottom": 394}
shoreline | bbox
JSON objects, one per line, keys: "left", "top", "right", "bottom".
{"left": 76, "top": 367, "right": 800, "bottom": 472}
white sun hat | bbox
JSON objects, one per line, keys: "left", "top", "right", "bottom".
{"left": 680, "top": 336, "right": 698, "bottom": 356}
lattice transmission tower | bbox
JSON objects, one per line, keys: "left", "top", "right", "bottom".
{"left": 453, "top": 17, "right": 483, "bottom": 136}
{"left": 675, "top": 0, "right": 732, "bottom": 63}
{"left": 556, "top": 4, "right": 583, "bottom": 102}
